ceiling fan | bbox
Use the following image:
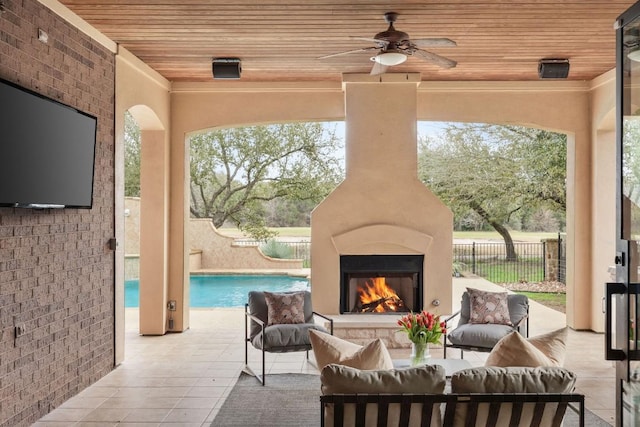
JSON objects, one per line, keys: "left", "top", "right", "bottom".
{"left": 319, "top": 11, "right": 457, "bottom": 75}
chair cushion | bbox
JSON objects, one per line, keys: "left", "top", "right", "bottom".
{"left": 451, "top": 366, "right": 577, "bottom": 427}
{"left": 321, "top": 364, "right": 445, "bottom": 427}
{"left": 447, "top": 323, "right": 516, "bottom": 350}
{"left": 251, "top": 323, "right": 327, "bottom": 352}
{"left": 264, "top": 291, "right": 305, "bottom": 325}
{"left": 467, "top": 287, "right": 512, "bottom": 325}
{"left": 248, "top": 290, "right": 314, "bottom": 339}
{"left": 485, "top": 327, "right": 568, "bottom": 367}
{"left": 309, "top": 329, "right": 393, "bottom": 371}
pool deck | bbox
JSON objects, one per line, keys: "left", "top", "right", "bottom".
{"left": 34, "top": 276, "right": 615, "bottom": 426}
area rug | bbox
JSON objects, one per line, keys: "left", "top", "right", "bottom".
{"left": 211, "top": 372, "right": 321, "bottom": 427}
{"left": 211, "top": 371, "right": 610, "bottom": 426}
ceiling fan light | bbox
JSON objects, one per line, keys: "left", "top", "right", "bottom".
{"left": 629, "top": 47, "right": 640, "bottom": 62}
{"left": 372, "top": 51, "right": 407, "bottom": 66}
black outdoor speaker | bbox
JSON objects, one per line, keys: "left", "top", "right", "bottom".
{"left": 538, "top": 59, "right": 570, "bottom": 79}
{"left": 212, "top": 58, "right": 241, "bottom": 79}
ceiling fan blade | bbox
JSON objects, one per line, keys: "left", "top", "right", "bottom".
{"left": 412, "top": 38, "right": 457, "bottom": 47}
{"left": 370, "top": 61, "right": 388, "bottom": 76}
{"left": 318, "top": 46, "right": 378, "bottom": 59}
{"left": 412, "top": 49, "right": 457, "bottom": 69}
{"left": 350, "top": 36, "right": 390, "bottom": 46}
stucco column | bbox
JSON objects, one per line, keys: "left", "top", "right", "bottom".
{"left": 590, "top": 129, "right": 616, "bottom": 332}
{"left": 566, "top": 130, "right": 592, "bottom": 330}
{"left": 168, "top": 126, "right": 190, "bottom": 333}
{"left": 139, "top": 129, "right": 169, "bottom": 334}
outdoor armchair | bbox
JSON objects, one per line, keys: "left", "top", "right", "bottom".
{"left": 245, "top": 290, "right": 333, "bottom": 385}
{"left": 443, "top": 290, "right": 529, "bottom": 358}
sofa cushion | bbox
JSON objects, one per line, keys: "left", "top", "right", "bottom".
{"left": 321, "top": 364, "right": 446, "bottom": 427}
{"left": 451, "top": 366, "right": 576, "bottom": 393}
{"left": 484, "top": 327, "right": 568, "bottom": 367}
{"left": 450, "top": 366, "right": 577, "bottom": 427}
{"left": 321, "top": 363, "right": 446, "bottom": 394}
{"left": 309, "top": 329, "right": 393, "bottom": 371}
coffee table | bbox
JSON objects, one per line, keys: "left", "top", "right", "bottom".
{"left": 392, "top": 358, "right": 473, "bottom": 377}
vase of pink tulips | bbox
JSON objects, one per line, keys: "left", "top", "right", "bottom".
{"left": 397, "top": 311, "right": 447, "bottom": 365}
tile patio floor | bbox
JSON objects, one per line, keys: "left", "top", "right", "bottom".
{"left": 34, "top": 277, "right": 615, "bottom": 426}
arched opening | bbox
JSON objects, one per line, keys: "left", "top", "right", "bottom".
{"left": 417, "top": 121, "right": 568, "bottom": 314}
{"left": 182, "top": 121, "right": 344, "bottom": 308}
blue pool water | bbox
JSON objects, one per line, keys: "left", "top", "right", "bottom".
{"left": 125, "top": 275, "right": 310, "bottom": 308}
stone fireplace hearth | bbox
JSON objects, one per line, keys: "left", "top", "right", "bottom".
{"left": 310, "top": 74, "right": 453, "bottom": 317}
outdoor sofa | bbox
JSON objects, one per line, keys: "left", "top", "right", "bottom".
{"left": 320, "top": 364, "right": 584, "bottom": 427}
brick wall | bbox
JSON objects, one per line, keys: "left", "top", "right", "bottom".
{"left": 0, "top": 1, "right": 116, "bottom": 425}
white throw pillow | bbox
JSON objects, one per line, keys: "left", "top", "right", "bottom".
{"left": 309, "top": 329, "right": 394, "bottom": 371}
{"left": 485, "top": 327, "right": 568, "bottom": 367}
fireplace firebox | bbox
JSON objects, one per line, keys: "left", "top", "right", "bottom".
{"left": 340, "top": 255, "right": 424, "bottom": 314}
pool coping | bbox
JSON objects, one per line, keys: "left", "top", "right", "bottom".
{"left": 191, "top": 268, "right": 310, "bottom": 279}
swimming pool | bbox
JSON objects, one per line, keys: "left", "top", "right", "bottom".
{"left": 124, "top": 274, "right": 310, "bottom": 307}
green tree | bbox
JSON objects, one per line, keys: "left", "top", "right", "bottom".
{"left": 124, "top": 111, "right": 141, "bottom": 197}
{"left": 419, "top": 123, "right": 566, "bottom": 260}
{"left": 189, "top": 122, "right": 343, "bottom": 239}
{"left": 264, "top": 197, "right": 317, "bottom": 227}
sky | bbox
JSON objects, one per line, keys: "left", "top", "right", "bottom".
{"left": 328, "top": 120, "right": 450, "bottom": 142}
{"left": 324, "top": 120, "right": 453, "bottom": 162}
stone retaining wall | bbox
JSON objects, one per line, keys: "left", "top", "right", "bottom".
{"left": 124, "top": 198, "right": 303, "bottom": 271}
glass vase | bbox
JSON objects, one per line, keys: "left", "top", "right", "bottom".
{"left": 410, "top": 342, "right": 430, "bottom": 366}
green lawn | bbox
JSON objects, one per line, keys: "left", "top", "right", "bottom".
{"left": 513, "top": 291, "right": 566, "bottom": 313}
{"left": 475, "top": 260, "right": 544, "bottom": 283}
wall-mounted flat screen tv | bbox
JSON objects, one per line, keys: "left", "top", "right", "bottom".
{"left": 0, "top": 78, "right": 97, "bottom": 209}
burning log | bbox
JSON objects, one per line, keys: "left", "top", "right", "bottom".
{"left": 356, "top": 296, "right": 407, "bottom": 313}
{"left": 353, "top": 277, "right": 409, "bottom": 313}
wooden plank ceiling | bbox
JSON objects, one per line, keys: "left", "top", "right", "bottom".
{"left": 58, "top": 0, "right": 637, "bottom": 83}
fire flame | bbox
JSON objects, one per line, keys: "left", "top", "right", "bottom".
{"left": 357, "top": 277, "right": 403, "bottom": 312}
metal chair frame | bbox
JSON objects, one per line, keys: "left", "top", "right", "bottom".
{"left": 443, "top": 295, "right": 529, "bottom": 359}
{"left": 244, "top": 304, "right": 333, "bottom": 385}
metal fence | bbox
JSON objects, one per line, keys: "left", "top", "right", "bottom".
{"left": 235, "top": 237, "right": 566, "bottom": 285}
{"left": 285, "top": 241, "right": 311, "bottom": 262}
{"left": 235, "top": 239, "right": 311, "bottom": 266}
{"left": 558, "top": 233, "right": 566, "bottom": 283}
{"left": 453, "top": 242, "right": 546, "bottom": 284}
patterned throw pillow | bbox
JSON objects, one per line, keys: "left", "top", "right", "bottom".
{"left": 264, "top": 291, "right": 306, "bottom": 326}
{"left": 467, "top": 287, "right": 512, "bottom": 325}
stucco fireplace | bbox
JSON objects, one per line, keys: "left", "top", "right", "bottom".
{"left": 310, "top": 74, "right": 454, "bottom": 316}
